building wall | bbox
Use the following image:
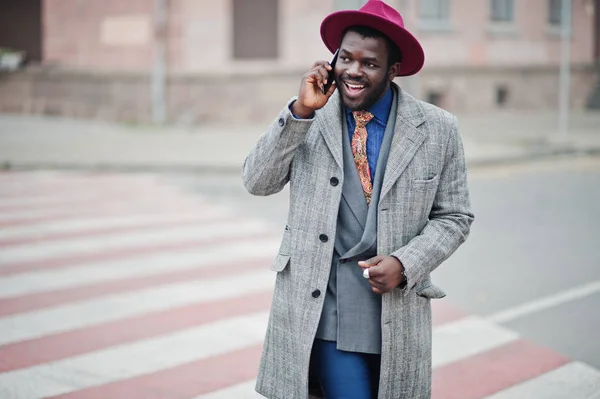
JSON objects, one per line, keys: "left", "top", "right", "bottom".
{"left": 43, "top": 0, "right": 154, "bottom": 71}
{"left": 0, "top": 0, "right": 597, "bottom": 124}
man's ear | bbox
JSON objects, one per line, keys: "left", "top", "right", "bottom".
{"left": 388, "top": 62, "right": 401, "bottom": 81}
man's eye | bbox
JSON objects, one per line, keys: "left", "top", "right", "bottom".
{"left": 340, "top": 57, "right": 350, "bottom": 62}
{"left": 366, "top": 63, "right": 376, "bottom": 68}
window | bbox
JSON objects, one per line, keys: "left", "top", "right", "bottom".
{"left": 419, "top": 0, "right": 450, "bottom": 21}
{"left": 232, "top": 0, "right": 279, "bottom": 60}
{"left": 548, "top": 0, "right": 562, "bottom": 25}
{"left": 335, "top": 0, "right": 367, "bottom": 10}
{"left": 490, "top": 0, "right": 514, "bottom": 22}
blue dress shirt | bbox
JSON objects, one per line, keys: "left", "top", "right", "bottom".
{"left": 290, "top": 87, "right": 393, "bottom": 181}
{"left": 345, "top": 88, "right": 393, "bottom": 182}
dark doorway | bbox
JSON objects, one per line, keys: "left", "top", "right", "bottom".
{"left": 232, "top": 0, "right": 279, "bottom": 60}
{"left": 0, "top": 0, "right": 43, "bottom": 62}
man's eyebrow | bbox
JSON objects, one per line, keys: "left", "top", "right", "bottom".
{"left": 339, "top": 49, "right": 380, "bottom": 63}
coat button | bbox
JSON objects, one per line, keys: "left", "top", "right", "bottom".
{"left": 312, "top": 289, "right": 321, "bottom": 298}
{"left": 278, "top": 118, "right": 285, "bottom": 127}
{"left": 339, "top": 258, "right": 348, "bottom": 264}
{"left": 319, "top": 234, "right": 328, "bottom": 243}
{"left": 330, "top": 177, "right": 339, "bottom": 186}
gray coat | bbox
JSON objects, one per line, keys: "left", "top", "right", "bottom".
{"left": 242, "top": 84, "right": 474, "bottom": 399}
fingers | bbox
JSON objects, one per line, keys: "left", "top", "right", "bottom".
{"left": 368, "top": 279, "right": 385, "bottom": 295}
{"left": 306, "top": 65, "right": 330, "bottom": 93}
{"left": 312, "top": 60, "right": 333, "bottom": 70}
{"left": 358, "top": 255, "right": 385, "bottom": 268}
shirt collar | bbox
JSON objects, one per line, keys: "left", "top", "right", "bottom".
{"left": 346, "top": 87, "right": 393, "bottom": 124}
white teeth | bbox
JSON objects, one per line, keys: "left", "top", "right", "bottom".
{"left": 346, "top": 83, "right": 365, "bottom": 89}
{"left": 346, "top": 83, "right": 364, "bottom": 89}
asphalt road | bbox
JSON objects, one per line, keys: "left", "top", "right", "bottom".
{"left": 172, "top": 154, "right": 600, "bottom": 370}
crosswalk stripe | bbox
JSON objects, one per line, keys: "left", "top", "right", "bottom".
{"left": 0, "top": 187, "right": 185, "bottom": 210}
{"left": 48, "top": 345, "right": 265, "bottom": 399}
{"left": 0, "top": 173, "right": 164, "bottom": 197}
{"left": 0, "top": 313, "right": 269, "bottom": 399}
{"left": 0, "top": 256, "right": 273, "bottom": 316}
{"left": 0, "top": 210, "right": 232, "bottom": 243}
{"left": 0, "top": 212, "right": 235, "bottom": 248}
{"left": 193, "top": 381, "right": 260, "bottom": 399}
{"left": 432, "top": 339, "right": 569, "bottom": 399}
{"left": 483, "top": 362, "right": 600, "bottom": 399}
{"left": 0, "top": 202, "right": 209, "bottom": 228}
{"left": 432, "top": 316, "right": 519, "bottom": 368}
{"left": 0, "top": 197, "right": 203, "bottom": 225}
{"left": 0, "top": 290, "right": 273, "bottom": 372}
{"left": 0, "top": 233, "right": 280, "bottom": 277}
{"left": 0, "top": 239, "right": 278, "bottom": 298}
{"left": 0, "top": 269, "right": 276, "bottom": 346}
{"left": 0, "top": 219, "right": 270, "bottom": 264}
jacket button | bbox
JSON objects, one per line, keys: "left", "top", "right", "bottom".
{"left": 319, "top": 234, "right": 328, "bottom": 243}
{"left": 330, "top": 177, "right": 339, "bottom": 186}
{"left": 278, "top": 117, "right": 285, "bottom": 127}
{"left": 312, "top": 289, "right": 321, "bottom": 298}
{"left": 339, "top": 258, "right": 348, "bottom": 263}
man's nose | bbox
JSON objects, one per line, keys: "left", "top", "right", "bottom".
{"left": 346, "top": 61, "right": 363, "bottom": 77}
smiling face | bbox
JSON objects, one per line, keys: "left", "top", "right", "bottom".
{"left": 334, "top": 30, "right": 400, "bottom": 111}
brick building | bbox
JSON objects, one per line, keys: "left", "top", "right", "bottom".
{"left": 0, "top": 0, "right": 599, "bottom": 124}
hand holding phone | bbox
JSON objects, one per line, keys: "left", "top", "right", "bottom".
{"left": 292, "top": 49, "right": 340, "bottom": 118}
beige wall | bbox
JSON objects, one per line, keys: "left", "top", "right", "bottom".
{"left": 2, "top": 0, "right": 595, "bottom": 124}
{"left": 43, "top": 0, "right": 154, "bottom": 71}
{"left": 41, "top": 0, "right": 596, "bottom": 72}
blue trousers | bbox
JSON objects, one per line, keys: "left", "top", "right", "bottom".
{"left": 311, "top": 339, "right": 381, "bottom": 399}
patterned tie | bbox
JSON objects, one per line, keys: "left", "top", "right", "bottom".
{"left": 351, "top": 111, "right": 374, "bottom": 205}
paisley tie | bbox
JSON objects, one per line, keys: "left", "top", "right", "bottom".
{"left": 351, "top": 111, "right": 374, "bottom": 205}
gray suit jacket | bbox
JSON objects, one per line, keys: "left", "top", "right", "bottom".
{"left": 315, "top": 87, "right": 399, "bottom": 354}
{"left": 243, "top": 83, "right": 474, "bottom": 399}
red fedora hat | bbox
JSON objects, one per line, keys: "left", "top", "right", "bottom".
{"left": 320, "top": 0, "right": 425, "bottom": 76}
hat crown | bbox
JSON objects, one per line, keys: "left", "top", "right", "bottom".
{"left": 320, "top": 0, "right": 424, "bottom": 76}
{"left": 359, "top": 0, "right": 405, "bottom": 28}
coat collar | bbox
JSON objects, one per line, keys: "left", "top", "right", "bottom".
{"left": 316, "top": 82, "right": 427, "bottom": 200}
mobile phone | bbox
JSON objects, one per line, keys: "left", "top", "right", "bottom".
{"left": 322, "top": 49, "right": 339, "bottom": 94}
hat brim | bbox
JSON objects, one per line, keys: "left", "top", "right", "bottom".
{"left": 320, "top": 10, "right": 425, "bottom": 77}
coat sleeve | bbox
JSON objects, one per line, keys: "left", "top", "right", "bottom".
{"left": 391, "top": 116, "right": 474, "bottom": 290}
{"left": 242, "top": 99, "right": 314, "bottom": 196}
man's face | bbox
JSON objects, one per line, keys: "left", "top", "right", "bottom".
{"left": 334, "top": 31, "right": 398, "bottom": 111}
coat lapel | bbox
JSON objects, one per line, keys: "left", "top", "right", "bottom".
{"left": 379, "top": 86, "right": 427, "bottom": 202}
{"left": 316, "top": 92, "right": 344, "bottom": 171}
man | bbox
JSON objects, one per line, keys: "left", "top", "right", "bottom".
{"left": 242, "top": 1, "right": 474, "bottom": 398}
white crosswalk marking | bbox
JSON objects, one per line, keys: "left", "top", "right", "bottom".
{"left": 0, "top": 210, "right": 233, "bottom": 241}
{"left": 484, "top": 362, "right": 600, "bottom": 399}
{"left": 0, "top": 220, "right": 270, "bottom": 263}
{"left": 432, "top": 316, "right": 519, "bottom": 368}
{"left": 0, "top": 240, "right": 278, "bottom": 298}
{"left": 194, "top": 381, "right": 260, "bottom": 399}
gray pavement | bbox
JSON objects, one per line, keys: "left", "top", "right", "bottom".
{"left": 0, "top": 110, "right": 599, "bottom": 173}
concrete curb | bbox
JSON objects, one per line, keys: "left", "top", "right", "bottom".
{"left": 2, "top": 145, "right": 599, "bottom": 175}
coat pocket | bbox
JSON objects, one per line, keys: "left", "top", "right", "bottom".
{"left": 270, "top": 254, "right": 290, "bottom": 272}
{"left": 416, "top": 284, "right": 447, "bottom": 299}
{"left": 278, "top": 225, "right": 291, "bottom": 256}
{"left": 415, "top": 276, "right": 446, "bottom": 299}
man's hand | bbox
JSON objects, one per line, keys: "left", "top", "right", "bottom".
{"left": 291, "top": 61, "right": 337, "bottom": 119}
{"left": 358, "top": 256, "right": 405, "bottom": 295}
